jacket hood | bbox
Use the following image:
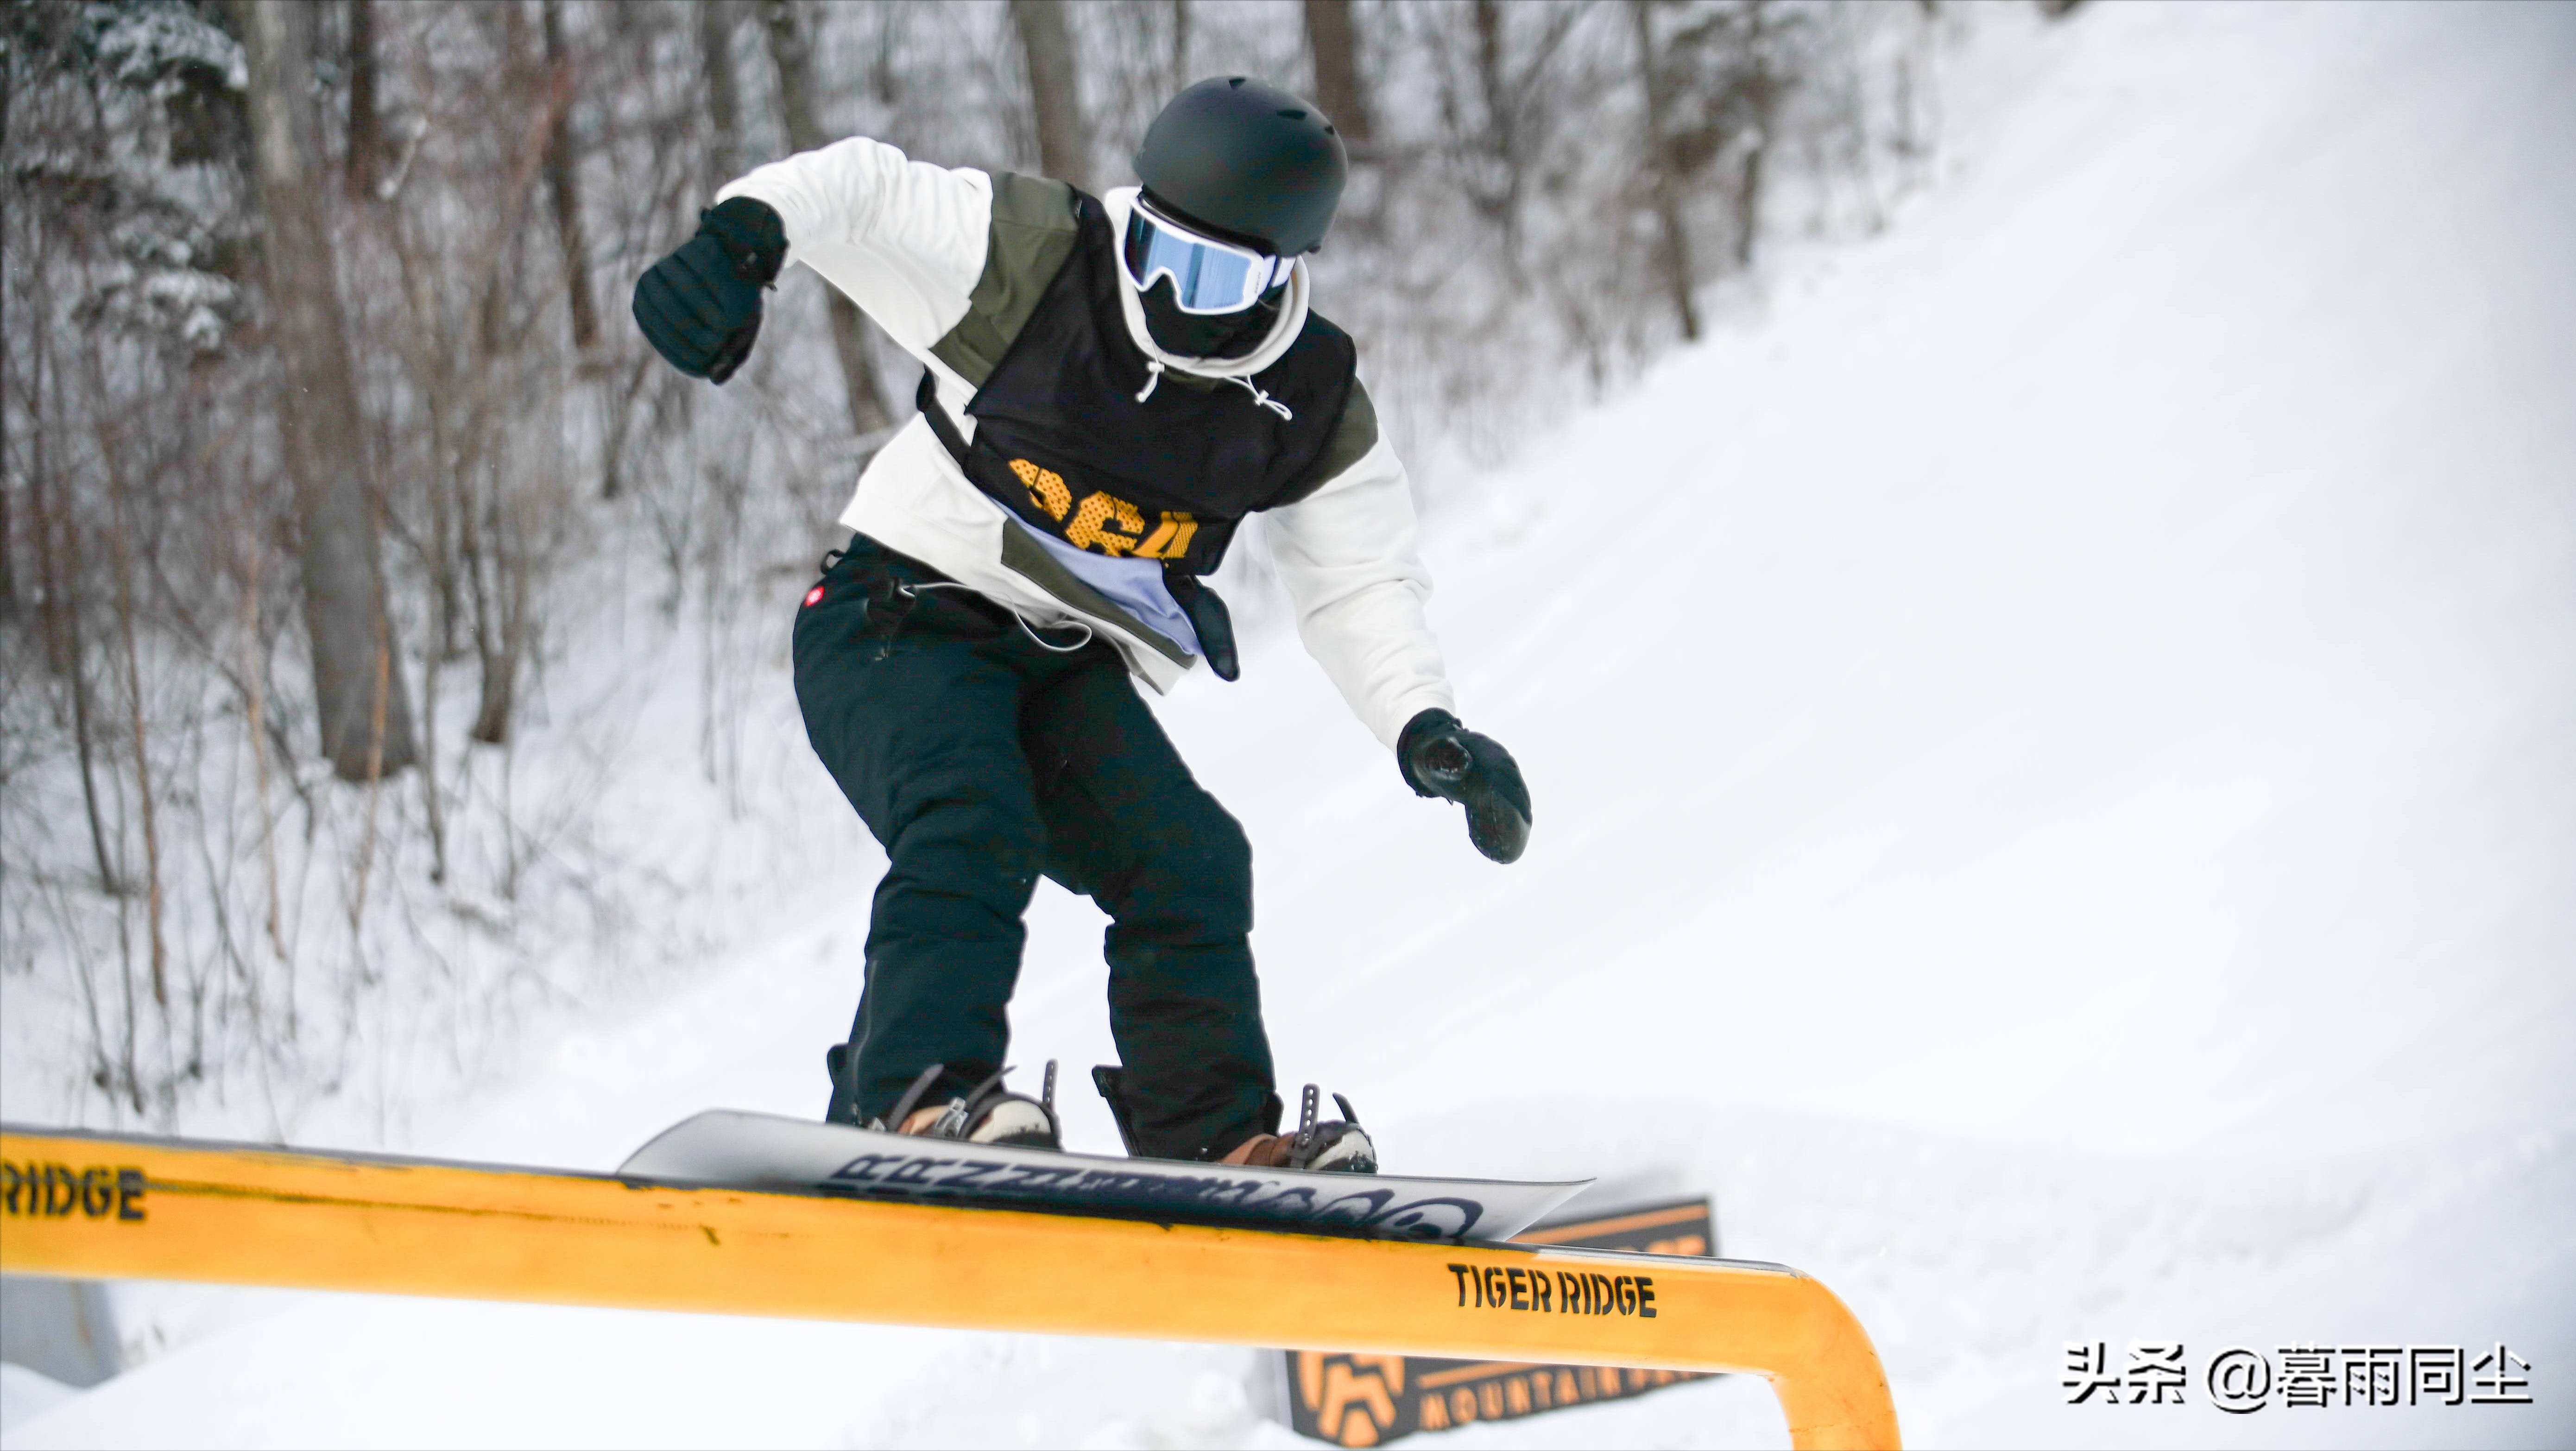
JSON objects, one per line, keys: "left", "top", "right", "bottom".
{"left": 1104, "top": 186, "right": 1309, "bottom": 379}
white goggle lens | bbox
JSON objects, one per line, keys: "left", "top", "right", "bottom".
{"left": 1122, "top": 207, "right": 1287, "bottom": 314}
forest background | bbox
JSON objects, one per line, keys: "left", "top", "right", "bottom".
{"left": 1, "top": 0, "right": 1976, "bottom": 1136}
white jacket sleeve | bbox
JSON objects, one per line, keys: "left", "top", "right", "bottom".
{"left": 714, "top": 137, "right": 991, "bottom": 357}
{"left": 1263, "top": 438, "right": 1458, "bottom": 749}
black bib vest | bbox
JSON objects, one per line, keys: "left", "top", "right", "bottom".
{"left": 918, "top": 193, "right": 1357, "bottom": 582}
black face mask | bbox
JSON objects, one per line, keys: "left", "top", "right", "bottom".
{"left": 1137, "top": 274, "right": 1287, "bottom": 361}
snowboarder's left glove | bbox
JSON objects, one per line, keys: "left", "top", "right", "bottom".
{"left": 1399, "top": 708, "right": 1531, "bottom": 864}
{"left": 632, "top": 196, "right": 786, "bottom": 383}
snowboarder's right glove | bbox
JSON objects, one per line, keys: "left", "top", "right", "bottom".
{"left": 632, "top": 196, "right": 786, "bottom": 384}
{"left": 1398, "top": 708, "right": 1531, "bottom": 864}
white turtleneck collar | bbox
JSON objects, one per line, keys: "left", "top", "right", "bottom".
{"left": 1102, "top": 186, "right": 1310, "bottom": 381}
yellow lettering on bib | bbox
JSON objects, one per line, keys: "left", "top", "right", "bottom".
{"left": 1136, "top": 512, "right": 1199, "bottom": 561}
{"left": 1009, "top": 458, "right": 1072, "bottom": 521}
{"left": 1065, "top": 491, "right": 1146, "bottom": 555}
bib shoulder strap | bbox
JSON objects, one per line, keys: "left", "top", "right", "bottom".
{"left": 917, "top": 368, "right": 977, "bottom": 470}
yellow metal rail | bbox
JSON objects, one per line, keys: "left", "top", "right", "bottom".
{"left": 0, "top": 1127, "right": 1898, "bottom": 1448}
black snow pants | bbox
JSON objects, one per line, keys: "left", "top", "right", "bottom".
{"left": 791, "top": 534, "right": 1280, "bottom": 1161}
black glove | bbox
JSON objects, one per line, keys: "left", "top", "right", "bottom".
{"left": 631, "top": 197, "right": 787, "bottom": 383}
{"left": 1398, "top": 708, "right": 1531, "bottom": 864}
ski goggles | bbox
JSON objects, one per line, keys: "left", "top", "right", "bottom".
{"left": 1119, "top": 198, "right": 1295, "bottom": 315}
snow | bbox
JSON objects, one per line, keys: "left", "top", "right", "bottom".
{"left": 0, "top": 1368, "right": 79, "bottom": 1437}
{"left": 11, "top": 1, "right": 2576, "bottom": 1446}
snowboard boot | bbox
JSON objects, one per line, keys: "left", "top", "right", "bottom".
{"left": 1222, "top": 1084, "right": 1377, "bottom": 1174}
{"left": 878, "top": 1061, "right": 1062, "bottom": 1151}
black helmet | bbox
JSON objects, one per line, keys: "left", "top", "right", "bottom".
{"left": 1134, "top": 76, "right": 1348, "bottom": 256}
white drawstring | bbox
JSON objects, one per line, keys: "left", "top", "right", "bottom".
{"left": 1014, "top": 615, "right": 1095, "bottom": 653}
{"left": 898, "top": 580, "right": 1095, "bottom": 653}
{"left": 1135, "top": 359, "right": 1293, "bottom": 421}
{"left": 1230, "top": 375, "right": 1293, "bottom": 420}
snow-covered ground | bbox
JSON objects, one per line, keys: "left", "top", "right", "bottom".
{"left": 11, "top": 2, "right": 2575, "bottom": 1446}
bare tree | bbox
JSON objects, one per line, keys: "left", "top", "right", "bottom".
{"left": 1302, "top": 0, "right": 1373, "bottom": 151}
{"left": 1012, "top": 0, "right": 1092, "bottom": 193}
{"left": 1631, "top": 0, "right": 1698, "bottom": 340}
{"left": 23, "top": 336, "right": 123, "bottom": 896}
{"left": 758, "top": 0, "right": 892, "bottom": 436}
{"left": 1730, "top": 0, "right": 1780, "bottom": 268}
{"left": 0, "top": 480, "right": 15, "bottom": 624}
{"left": 346, "top": 0, "right": 383, "bottom": 197}
{"left": 541, "top": 0, "right": 601, "bottom": 353}
{"left": 100, "top": 434, "right": 168, "bottom": 1009}
{"left": 1471, "top": 0, "right": 1519, "bottom": 253}
{"left": 237, "top": 0, "right": 417, "bottom": 780}
{"left": 697, "top": 0, "right": 745, "bottom": 192}
{"left": 1444, "top": 0, "right": 1587, "bottom": 266}
{"left": 1644, "top": 0, "right": 1795, "bottom": 273}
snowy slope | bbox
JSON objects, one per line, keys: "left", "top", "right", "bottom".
{"left": 14, "top": 2, "right": 2576, "bottom": 1447}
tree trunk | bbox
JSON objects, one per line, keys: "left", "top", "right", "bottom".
{"left": 25, "top": 350, "right": 124, "bottom": 893}
{"left": 1735, "top": 135, "right": 1765, "bottom": 269}
{"left": 697, "top": 0, "right": 744, "bottom": 192}
{"left": 237, "top": 0, "right": 417, "bottom": 781}
{"left": 1168, "top": 0, "right": 1192, "bottom": 93}
{"left": 540, "top": 0, "right": 600, "bottom": 352}
{"left": 758, "top": 0, "right": 891, "bottom": 436}
{"left": 1470, "top": 0, "right": 1522, "bottom": 259}
{"left": 101, "top": 447, "right": 167, "bottom": 1009}
{"left": 345, "top": 0, "right": 380, "bottom": 197}
{"left": 1734, "top": 3, "right": 1775, "bottom": 271}
{"left": 1010, "top": 0, "right": 1090, "bottom": 194}
{"left": 1630, "top": 0, "right": 1698, "bottom": 340}
{"left": 1301, "top": 0, "right": 1371, "bottom": 151}
{"left": 0, "top": 442, "right": 16, "bottom": 624}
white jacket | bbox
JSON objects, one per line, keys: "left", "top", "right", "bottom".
{"left": 717, "top": 137, "right": 1454, "bottom": 750}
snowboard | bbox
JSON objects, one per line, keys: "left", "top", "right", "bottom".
{"left": 618, "top": 1110, "right": 1588, "bottom": 1243}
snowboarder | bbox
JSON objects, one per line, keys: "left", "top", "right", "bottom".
{"left": 631, "top": 77, "right": 1528, "bottom": 1173}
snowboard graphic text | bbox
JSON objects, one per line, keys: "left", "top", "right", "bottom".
{"left": 616, "top": 1110, "right": 1582, "bottom": 1242}
{"left": 821, "top": 1144, "right": 1499, "bottom": 1239}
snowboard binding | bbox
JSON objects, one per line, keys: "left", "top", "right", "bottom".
{"left": 1235, "top": 1083, "right": 1377, "bottom": 1175}
{"left": 875, "top": 1060, "right": 1062, "bottom": 1151}
{"left": 1092, "top": 1067, "right": 1377, "bottom": 1173}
